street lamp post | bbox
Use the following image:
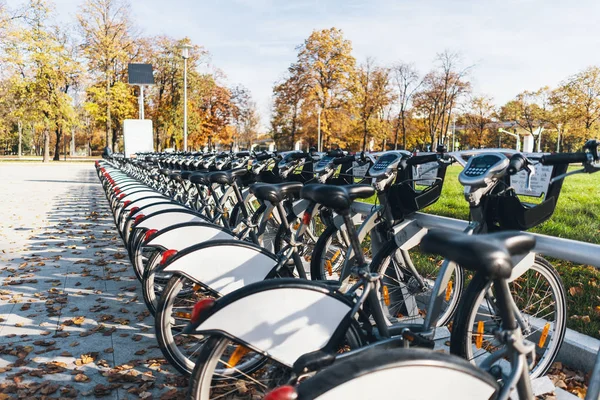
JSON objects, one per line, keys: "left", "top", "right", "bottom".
{"left": 557, "top": 123, "right": 562, "bottom": 152}
{"left": 317, "top": 106, "right": 322, "bottom": 152}
{"left": 180, "top": 44, "right": 192, "bottom": 152}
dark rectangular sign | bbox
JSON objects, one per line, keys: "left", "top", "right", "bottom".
{"left": 128, "top": 63, "right": 154, "bottom": 85}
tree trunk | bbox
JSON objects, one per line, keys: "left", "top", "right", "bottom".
{"left": 17, "top": 121, "right": 22, "bottom": 157}
{"left": 401, "top": 110, "right": 407, "bottom": 150}
{"left": 53, "top": 128, "right": 62, "bottom": 161}
{"left": 362, "top": 120, "right": 368, "bottom": 152}
{"left": 43, "top": 129, "right": 50, "bottom": 162}
{"left": 106, "top": 77, "right": 113, "bottom": 150}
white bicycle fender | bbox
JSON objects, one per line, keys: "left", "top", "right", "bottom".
{"left": 162, "top": 243, "right": 276, "bottom": 295}
{"left": 147, "top": 225, "right": 232, "bottom": 250}
{"left": 135, "top": 211, "right": 205, "bottom": 231}
{"left": 197, "top": 286, "right": 352, "bottom": 367}
{"left": 392, "top": 218, "right": 428, "bottom": 251}
{"left": 130, "top": 203, "right": 188, "bottom": 220}
{"left": 313, "top": 364, "right": 497, "bottom": 400}
{"left": 508, "top": 252, "right": 536, "bottom": 282}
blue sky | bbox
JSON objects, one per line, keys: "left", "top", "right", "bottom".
{"left": 11, "top": 0, "right": 600, "bottom": 129}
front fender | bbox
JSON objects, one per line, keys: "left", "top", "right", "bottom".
{"left": 160, "top": 240, "right": 277, "bottom": 296}
{"left": 189, "top": 279, "right": 353, "bottom": 367}
{"left": 145, "top": 222, "right": 232, "bottom": 251}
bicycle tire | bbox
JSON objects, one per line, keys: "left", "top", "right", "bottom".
{"left": 369, "top": 239, "right": 464, "bottom": 327}
{"left": 155, "top": 274, "right": 212, "bottom": 376}
{"left": 188, "top": 324, "right": 363, "bottom": 400}
{"left": 450, "top": 256, "right": 566, "bottom": 378}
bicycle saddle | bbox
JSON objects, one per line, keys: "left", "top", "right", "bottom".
{"left": 300, "top": 184, "right": 375, "bottom": 212}
{"left": 180, "top": 171, "right": 193, "bottom": 180}
{"left": 169, "top": 172, "right": 183, "bottom": 183}
{"left": 208, "top": 168, "right": 248, "bottom": 185}
{"left": 189, "top": 172, "right": 211, "bottom": 185}
{"left": 250, "top": 182, "right": 303, "bottom": 204}
{"left": 420, "top": 230, "right": 536, "bottom": 279}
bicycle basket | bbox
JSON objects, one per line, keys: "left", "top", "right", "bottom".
{"left": 386, "top": 162, "right": 448, "bottom": 220}
{"left": 487, "top": 161, "right": 568, "bottom": 231}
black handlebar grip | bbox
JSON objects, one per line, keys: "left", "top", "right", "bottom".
{"left": 289, "top": 152, "right": 309, "bottom": 160}
{"left": 236, "top": 151, "right": 250, "bottom": 157}
{"left": 255, "top": 153, "right": 272, "bottom": 162}
{"left": 540, "top": 152, "right": 588, "bottom": 165}
{"left": 333, "top": 155, "right": 356, "bottom": 165}
{"left": 507, "top": 154, "right": 527, "bottom": 176}
{"left": 406, "top": 153, "right": 438, "bottom": 166}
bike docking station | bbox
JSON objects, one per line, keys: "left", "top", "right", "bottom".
{"left": 125, "top": 63, "right": 155, "bottom": 158}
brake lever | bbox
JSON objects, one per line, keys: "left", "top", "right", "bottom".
{"left": 524, "top": 163, "right": 536, "bottom": 191}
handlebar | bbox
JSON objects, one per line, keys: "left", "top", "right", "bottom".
{"left": 289, "top": 152, "right": 310, "bottom": 160}
{"left": 508, "top": 154, "right": 528, "bottom": 175}
{"left": 540, "top": 152, "right": 589, "bottom": 165}
{"left": 255, "top": 153, "right": 273, "bottom": 162}
{"left": 333, "top": 155, "right": 357, "bottom": 165}
{"left": 406, "top": 153, "right": 439, "bottom": 166}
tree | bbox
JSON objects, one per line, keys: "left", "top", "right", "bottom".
{"left": 390, "top": 62, "right": 420, "bottom": 149}
{"left": 500, "top": 88, "right": 550, "bottom": 150}
{"left": 462, "top": 95, "right": 496, "bottom": 148}
{"left": 271, "top": 72, "right": 307, "bottom": 150}
{"left": 78, "top": 0, "right": 137, "bottom": 150}
{"left": 3, "top": 0, "right": 78, "bottom": 162}
{"left": 351, "top": 58, "right": 392, "bottom": 151}
{"left": 292, "top": 28, "right": 356, "bottom": 148}
{"left": 413, "top": 51, "right": 471, "bottom": 148}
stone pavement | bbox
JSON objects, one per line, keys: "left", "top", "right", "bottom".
{"left": 0, "top": 163, "right": 185, "bottom": 399}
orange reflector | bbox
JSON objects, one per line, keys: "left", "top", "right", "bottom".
{"left": 292, "top": 222, "right": 300, "bottom": 230}
{"left": 175, "top": 312, "right": 191, "bottom": 319}
{"left": 193, "top": 284, "right": 202, "bottom": 291}
{"left": 325, "top": 260, "right": 333, "bottom": 276}
{"left": 538, "top": 323, "right": 551, "bottom": 348}
{"left": 382, "top": 285, "right": 390, "bottom": 306}
{"left": 227, "top": 345, "right": 250, "bottom": 368}
{"left": 331, "top": 250, "right": 341, "bottom": 263}
{"left": 445, "top": 280, "right": 453, "bottom": 302}
{"left": 475, "top": 321, "right": 484, "bottom": 349}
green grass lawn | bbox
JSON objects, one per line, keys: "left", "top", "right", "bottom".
{"left": 422, "top": 166, "right": 600, "bottom": 338}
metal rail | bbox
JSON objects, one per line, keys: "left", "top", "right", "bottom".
{"left": 351, "top": 202, "right": 600, "bottom": 269}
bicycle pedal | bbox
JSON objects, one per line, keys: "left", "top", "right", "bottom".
{"left": 402, "top": 331, "right": 435, "bottom": 349}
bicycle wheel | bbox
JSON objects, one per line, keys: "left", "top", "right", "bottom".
{"left": 310, "top": 225, "right": 350, "bottom": 282}
{"left": 273, "top": 218, "right": 319, "bottom": 277}
{"left": 141, "top": 251, "right": 169, "bottom": 316}
{"left": 370, "top": 239, "right": 464, "bottom": 327}
{"left": 450, "top": 256, "right": 566, "bottom": 378}
{"left": 155, "top": 274, "right": 213, "bottom": 376}
{"left": 188, "top": 324, "right": 363, "bottom": 400}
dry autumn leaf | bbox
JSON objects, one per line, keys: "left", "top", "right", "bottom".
{"left": 72, "top": 316, "right": 85, "bottom": 325}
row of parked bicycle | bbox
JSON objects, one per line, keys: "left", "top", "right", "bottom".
{"left": 95, "top": 141, "right": 600, "bottom": 400}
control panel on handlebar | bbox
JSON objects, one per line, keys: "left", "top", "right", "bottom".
{"left": 368, "top": 151, "right": 409, "bottom": 178}
{"left": 459, "top": 153, "right": 509, "bottom": 187}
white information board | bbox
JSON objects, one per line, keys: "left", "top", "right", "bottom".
{"left": 123, "top": 119, "right": 153, "bottom": 158}
{"left": 352, "top": 161, "right": 370, "bottom": 178}
{"left": 413, "top": 162, "right": 439, "bottom": 186}
{"left": 510, "top": 160, "right": 553, "bottom": 197}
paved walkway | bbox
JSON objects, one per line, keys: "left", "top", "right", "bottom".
{"left": 0, "top": 163, "right": 185, "bottom": 399}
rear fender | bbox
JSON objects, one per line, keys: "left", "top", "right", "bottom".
{"left": 127, "top": 210, "right": 208, "bottom": 250}
{"left": 145, "top": 222, "right": 232, "bottom": 251}
{"left": 189, "top": 279, "right": 353, "bottom": 367}
{"left": 117, "top": 197, "right": 170, "bottom": 227}
{"left": 159, "top": 240, "right": 277, "bottom": 296}
{"left": 123, "top": 203, "right": 188, "bottom": 240}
